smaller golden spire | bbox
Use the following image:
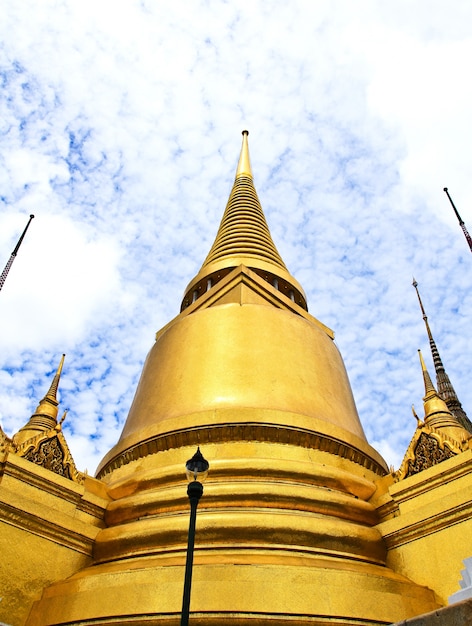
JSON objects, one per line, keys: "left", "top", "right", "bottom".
{"left": 13, "top": 355, "right": 66, "bottom": 445}
{"left": 418, "top": 350, "right": 471, "bottom": 442}
{"left": 235, "top": 130, "right": 253, "bottom": 179}
{"left": 47, "top": 353, "right": 65, "bottom": 399}
{"left": 418, "top": 349, "right": 436, "bottom": 400}
{"left": 32, "top": 353, "right": 66, "bottom": 421}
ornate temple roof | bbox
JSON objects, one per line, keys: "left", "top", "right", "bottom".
{"left": 395, "top": 350, "right": 471, "bottom": 480}
{"left": 11, "top": 354, "right": 82, "bottom": 483}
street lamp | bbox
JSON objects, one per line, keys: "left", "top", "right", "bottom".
{"left": 180, "top": 447, "right": 209, "bottom": 626}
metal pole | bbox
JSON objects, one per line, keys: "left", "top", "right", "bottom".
{"left": 0, "top": 214, "right": 34, "bottom": 292}
{"left": 443, "top": 187, "right": 472, "bottom": 253}
{"left": 180, "top": 480, "right": 203, "bottom": 626}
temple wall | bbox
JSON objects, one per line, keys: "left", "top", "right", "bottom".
{"left": 0, "top": 453, "right": 109, "bottom": 625}
{"left": 374, "top": 449, "right": 472, "bottom": 605}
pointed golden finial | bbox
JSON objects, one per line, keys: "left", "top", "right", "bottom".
{"left": 411, "top": 404, "right": 424, "bottom": 427}
{"left": 418, "top": 349, "right": 436, "bottom": 400}
{"left": 45, "top": 354, "right": 65, "bottom": 404}
{"left": 56, "top": 409, "right": 68, "bottom": 431}
{"left": 235, "top": 130, "right": 253, "bottom": 179}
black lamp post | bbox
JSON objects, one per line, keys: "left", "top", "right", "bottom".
{"left": 180, "top": 447, "right": 209, "bottom": 626}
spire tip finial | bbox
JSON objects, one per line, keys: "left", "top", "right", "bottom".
{"left": 236, "top": 130, "right": 253, "bottom": 179}
{"left": 418, "top": 348, "right": 437, "bottom": 398}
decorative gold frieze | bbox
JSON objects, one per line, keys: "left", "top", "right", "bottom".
{"left": 97, "top": 421, "right": 386, "bottom": 478}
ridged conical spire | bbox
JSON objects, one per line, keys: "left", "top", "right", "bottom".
{"left": 44, "top": 353, "right": 65, "bottom": 405}
{"left": 13, "top": 355, "right": 65, "bottom": 444}
{"left": 181, "top": 131, "right": 307, "bottom": 311}
{"left": 418, "top": 350, "right": 470, "bottom": 442}
{"left": 412, "top": 279, "right": 472, "bottom": 433}
{"left": 202, "top": 130, "right": 288, "bottom": 271}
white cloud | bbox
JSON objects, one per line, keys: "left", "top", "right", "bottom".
{"left": 1, "top": 214, "right": 123, "bottom": 350}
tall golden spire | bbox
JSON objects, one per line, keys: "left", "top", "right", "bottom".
{"left": 412, "top": 278, "right": 472, "bottom": 433}
{"left": 181, "top": 131, "right": 307, "bottom": 311}
{"left": 13, "top": 354, "right": 65, "bottom": 445}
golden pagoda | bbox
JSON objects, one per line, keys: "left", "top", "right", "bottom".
{"left": 1, "top": 132, "right": 472, "bottom": 626}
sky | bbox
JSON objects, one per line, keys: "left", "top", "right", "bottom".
{"left": 0, "top": 0, "right": 471, "bottom": 474}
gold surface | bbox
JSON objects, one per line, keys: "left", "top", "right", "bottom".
{"left": 27, "top": 560, "right": 439, "bottom": 625}
{"left": 28, "top": 443, "right": 439, "bottom": 625}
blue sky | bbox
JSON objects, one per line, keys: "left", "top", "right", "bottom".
{"left": 1, "top": 0, "right": 471, "bottom": 473}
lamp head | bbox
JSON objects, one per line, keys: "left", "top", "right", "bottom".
{"left": 185, "top": 447, "right": 209, "bottom": 483}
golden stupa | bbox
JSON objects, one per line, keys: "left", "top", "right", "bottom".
{"left": 1, "top": 132, "right": 472, "bottom": 626}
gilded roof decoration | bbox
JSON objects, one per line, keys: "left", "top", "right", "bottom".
{"left": 395, "top": 428, "right": 463, "bottom": 481}
{"left": 394, "top": 350, "right": 471, "bottom": 481}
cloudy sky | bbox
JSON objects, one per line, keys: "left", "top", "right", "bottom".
{"left": 1, "top": 0, "right": 471, "bottom": 474}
